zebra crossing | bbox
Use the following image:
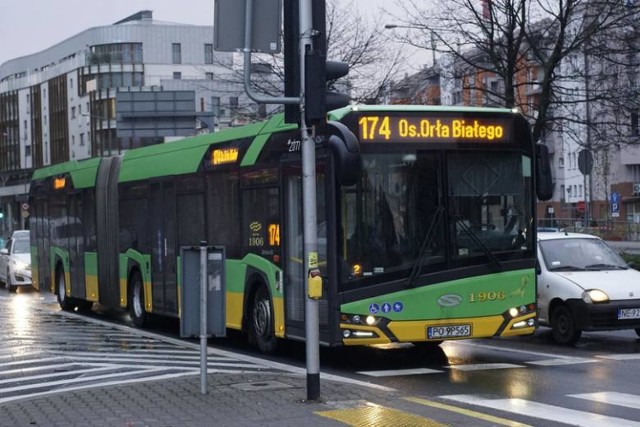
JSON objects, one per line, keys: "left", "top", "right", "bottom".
{"left": 356, "top": 349, "right": 640, "bottom": 377}
{"left": 434, "top": 392, "right": 640, "bottom": 426}
{"left": 0, "top": 295, "right": 291, "bottom": 404}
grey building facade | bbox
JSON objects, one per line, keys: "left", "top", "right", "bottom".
{"left": 0, "top": 11, "right": 272, "bottom": 236}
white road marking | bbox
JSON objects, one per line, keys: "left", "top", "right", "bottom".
{"left": 446, "top": 363, "right": 524, "bottom": 371}
{"left": 357, "top": 368, "right": 443, "bottom": 377}
{"left": 527, "top": 357, "right": 598, "bottom": 366}
{"left": 570, "top": 391, "right": 640, "bottom": 410}
{"left": 54, "top": 309, "right": 398, "bottom": 392}
{"left": 597, "top": 353, "right": 640, "bottom": 361}
{"left": 442, "top": 394, "right": 640, "bottom": 427}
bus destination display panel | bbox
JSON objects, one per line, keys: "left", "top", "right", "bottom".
{"left": 357, "top": 113, "right": 512, "bottom": 144}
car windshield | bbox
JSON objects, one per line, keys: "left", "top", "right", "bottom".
{"left": 540, "top": 237, "right": 627, "bottom": 271}
{"left": 12, "top": 238, "right": 30, "bottom": 254}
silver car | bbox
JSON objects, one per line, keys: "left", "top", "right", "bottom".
{"left": 0, "top": 231, "right": 32, "bottom": 293}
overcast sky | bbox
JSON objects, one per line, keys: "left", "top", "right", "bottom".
{"left": 0, "top": 0, "right": 404, "bottom": 67}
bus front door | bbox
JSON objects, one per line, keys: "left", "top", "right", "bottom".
{"left": 282, "top": 163, "right": 329, "bottom": 340}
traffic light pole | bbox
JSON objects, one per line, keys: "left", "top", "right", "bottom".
{"left": 242, "top": 0, "right": 321, "bottom": 401}
{"left": 298, "top": 0, "right": 322, "bottom": 402}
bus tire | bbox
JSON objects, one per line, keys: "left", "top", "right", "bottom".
{"left": 129, "top": 271, "right": 147, "bottom": 327}
{"left": 550, "top": 304, "right": 581, "bottom": 345}
{"left": 250, "top": 285, "right": 278, "bottom": 354}
{"left": 56, "top": 266, "right": 72, "bottom": 311}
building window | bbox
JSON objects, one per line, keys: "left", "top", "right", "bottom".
{"left": 211, "top": 97, "right": 221, "bottom": 116}
{"left": 205, "top": 44, "right": 214, "bottom": 64}
{"left": 173, "top": 72, "right": 182, "bottom": 80}
{"left": 206, "top": 72, "right": 214, "bottom": 80}
{"left": 172, "top": 43, "right": 182, "bottom": 64}
{"left": 90, "top": 43, "right": 143, "bottom": 64}
{"left": 71, "top": 106, "right": 76, "bottom": 119}
{"left": 80, "top": 133, "right": 85, "bottom": 146}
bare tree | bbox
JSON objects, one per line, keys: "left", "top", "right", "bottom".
{"left": 209, "top": 0, "right": 406, "bottom": 116}
{"left": 386, "top": 0, "right": 640, "bottom": 148}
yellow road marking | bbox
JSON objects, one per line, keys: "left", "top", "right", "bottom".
{"left": 404, "top": 397, "right": 532, "bottom": 427}
{"left": 316, "top": 402, "right": 447, "bottom": 426}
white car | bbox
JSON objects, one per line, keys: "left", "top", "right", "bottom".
{"left": 537, "top": 231, "right": 640, "bottom": 344}
{"left": 0, "top": 231, "right": 32, "bottom": 293}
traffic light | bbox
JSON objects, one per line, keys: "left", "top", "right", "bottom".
{"left": 305, "top": 53, "right": 350, "bottom": 127}
{"left": 284, "top": 0, "right": 350, "bottom": 127}
{"left": 283, "top": 0, "right": 300, "bottom": 124}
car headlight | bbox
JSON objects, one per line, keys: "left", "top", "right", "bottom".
{"left": 12, "top": 260, "right": 28, "bottom": 272}
{"left": 582, "top": 289, "right": 609, "bottom": 304}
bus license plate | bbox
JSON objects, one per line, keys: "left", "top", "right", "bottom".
{"left": 618, "top": 308, "right": 640, "bottom": 320}
{"left": 427, "top": 324, "right": 471, "bottom": 339}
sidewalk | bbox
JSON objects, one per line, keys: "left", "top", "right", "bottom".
{"left": 0, "top": 371, "right": 405, "bottom": 427}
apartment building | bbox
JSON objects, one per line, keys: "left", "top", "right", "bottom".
{"left": 387, "top": 5, "right": 640, "bottom": 230}
{"left": 0, "top": 11, "right": 272, "bottom": 236}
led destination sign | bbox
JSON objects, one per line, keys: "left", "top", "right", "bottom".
{"left": 357, "top": 114, "right": 511, "bottom": 143}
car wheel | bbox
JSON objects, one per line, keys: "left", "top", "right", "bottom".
{"left": 6, "top": 268, "right": 16, "bottom": 292}
{"left": 56, "top": 267, "right": 72, "bottom": 311}
{"left": 250, "top": 286, "right": 278, "bottom": 354}
{"left": 550, "top": 304, "right": 581, "bottom": 345}
{"left": 129, "top": 271, "right": 147, "bottom": 327}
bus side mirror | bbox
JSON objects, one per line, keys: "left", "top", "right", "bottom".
{"left": 324, "top": 121, "right": 362, "bottom": 187}
{"left": 535, "top": 143, "right": 553, "bottom": 201}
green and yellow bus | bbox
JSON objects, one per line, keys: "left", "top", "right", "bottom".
{"left": 29, "top": 105, "right": 551, "bottom": 352}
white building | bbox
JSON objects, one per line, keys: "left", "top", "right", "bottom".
{"left": 0, "top": 11, "right": 274, "bottom": 235}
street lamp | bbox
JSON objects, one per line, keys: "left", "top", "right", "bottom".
{"left": 384, "top": 24, "right": 437, "bottom": 65}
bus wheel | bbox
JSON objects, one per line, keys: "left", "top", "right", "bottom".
{"left": 129, "top": 272, "right": 147, "bottom": 327}
{"left": 250, "top": 286, "right": 278, "bottom": 354}
{"left": 56, "top": 267, "right": 72, "bottom": 311}
{"left": 550, "top": 304, "right": 581, "bottom": 345}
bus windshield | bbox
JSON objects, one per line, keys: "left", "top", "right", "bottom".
{"left": 340, "top": 150, "right": 532, "bottom": 285}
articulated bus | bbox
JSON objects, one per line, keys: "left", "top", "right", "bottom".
{"left": 29, "top": 105, "right": 552, "bottom": 353}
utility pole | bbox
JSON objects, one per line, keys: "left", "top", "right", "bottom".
{"left": 298, "top": 0, "right": 321, "bottom": 401}
{"left": 217, "top": 0, "right": 340, "bottom": 401}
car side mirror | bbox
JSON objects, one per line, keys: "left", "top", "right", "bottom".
{"left": 535, "top": 260, "right": 541, "bottom": 275}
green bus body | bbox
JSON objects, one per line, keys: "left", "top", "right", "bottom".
{"left": 29, "top": 105, "right": 539, "bottom": 351}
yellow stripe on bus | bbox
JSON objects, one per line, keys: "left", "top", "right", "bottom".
{"left": 85, "top": 274, "right": 99, "bottom": 302}
{"left": 226, "top": 291, "right": 285, "bottom": 338}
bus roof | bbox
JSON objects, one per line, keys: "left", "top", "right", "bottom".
{"left": 31, "top": 157, "right": 101, "bottom": 189}
{"left": 30, "top": 104, "right": 521, "bottom": 187}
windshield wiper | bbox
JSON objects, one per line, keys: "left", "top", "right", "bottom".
{"left": 549, "top": 265, "right": 585, "bottom": 271}
{"left": 406, "top": 206, "right": 444, "bottom": 288}
{"left": 455, "top": 217, "right": 503, "bottom": 272}
{"left": 584, "top": 263, "right": 627, "bottom": 270}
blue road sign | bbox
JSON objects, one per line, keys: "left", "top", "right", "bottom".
{"left": 611, "top": 191, "right": 620, "bottom": 213}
